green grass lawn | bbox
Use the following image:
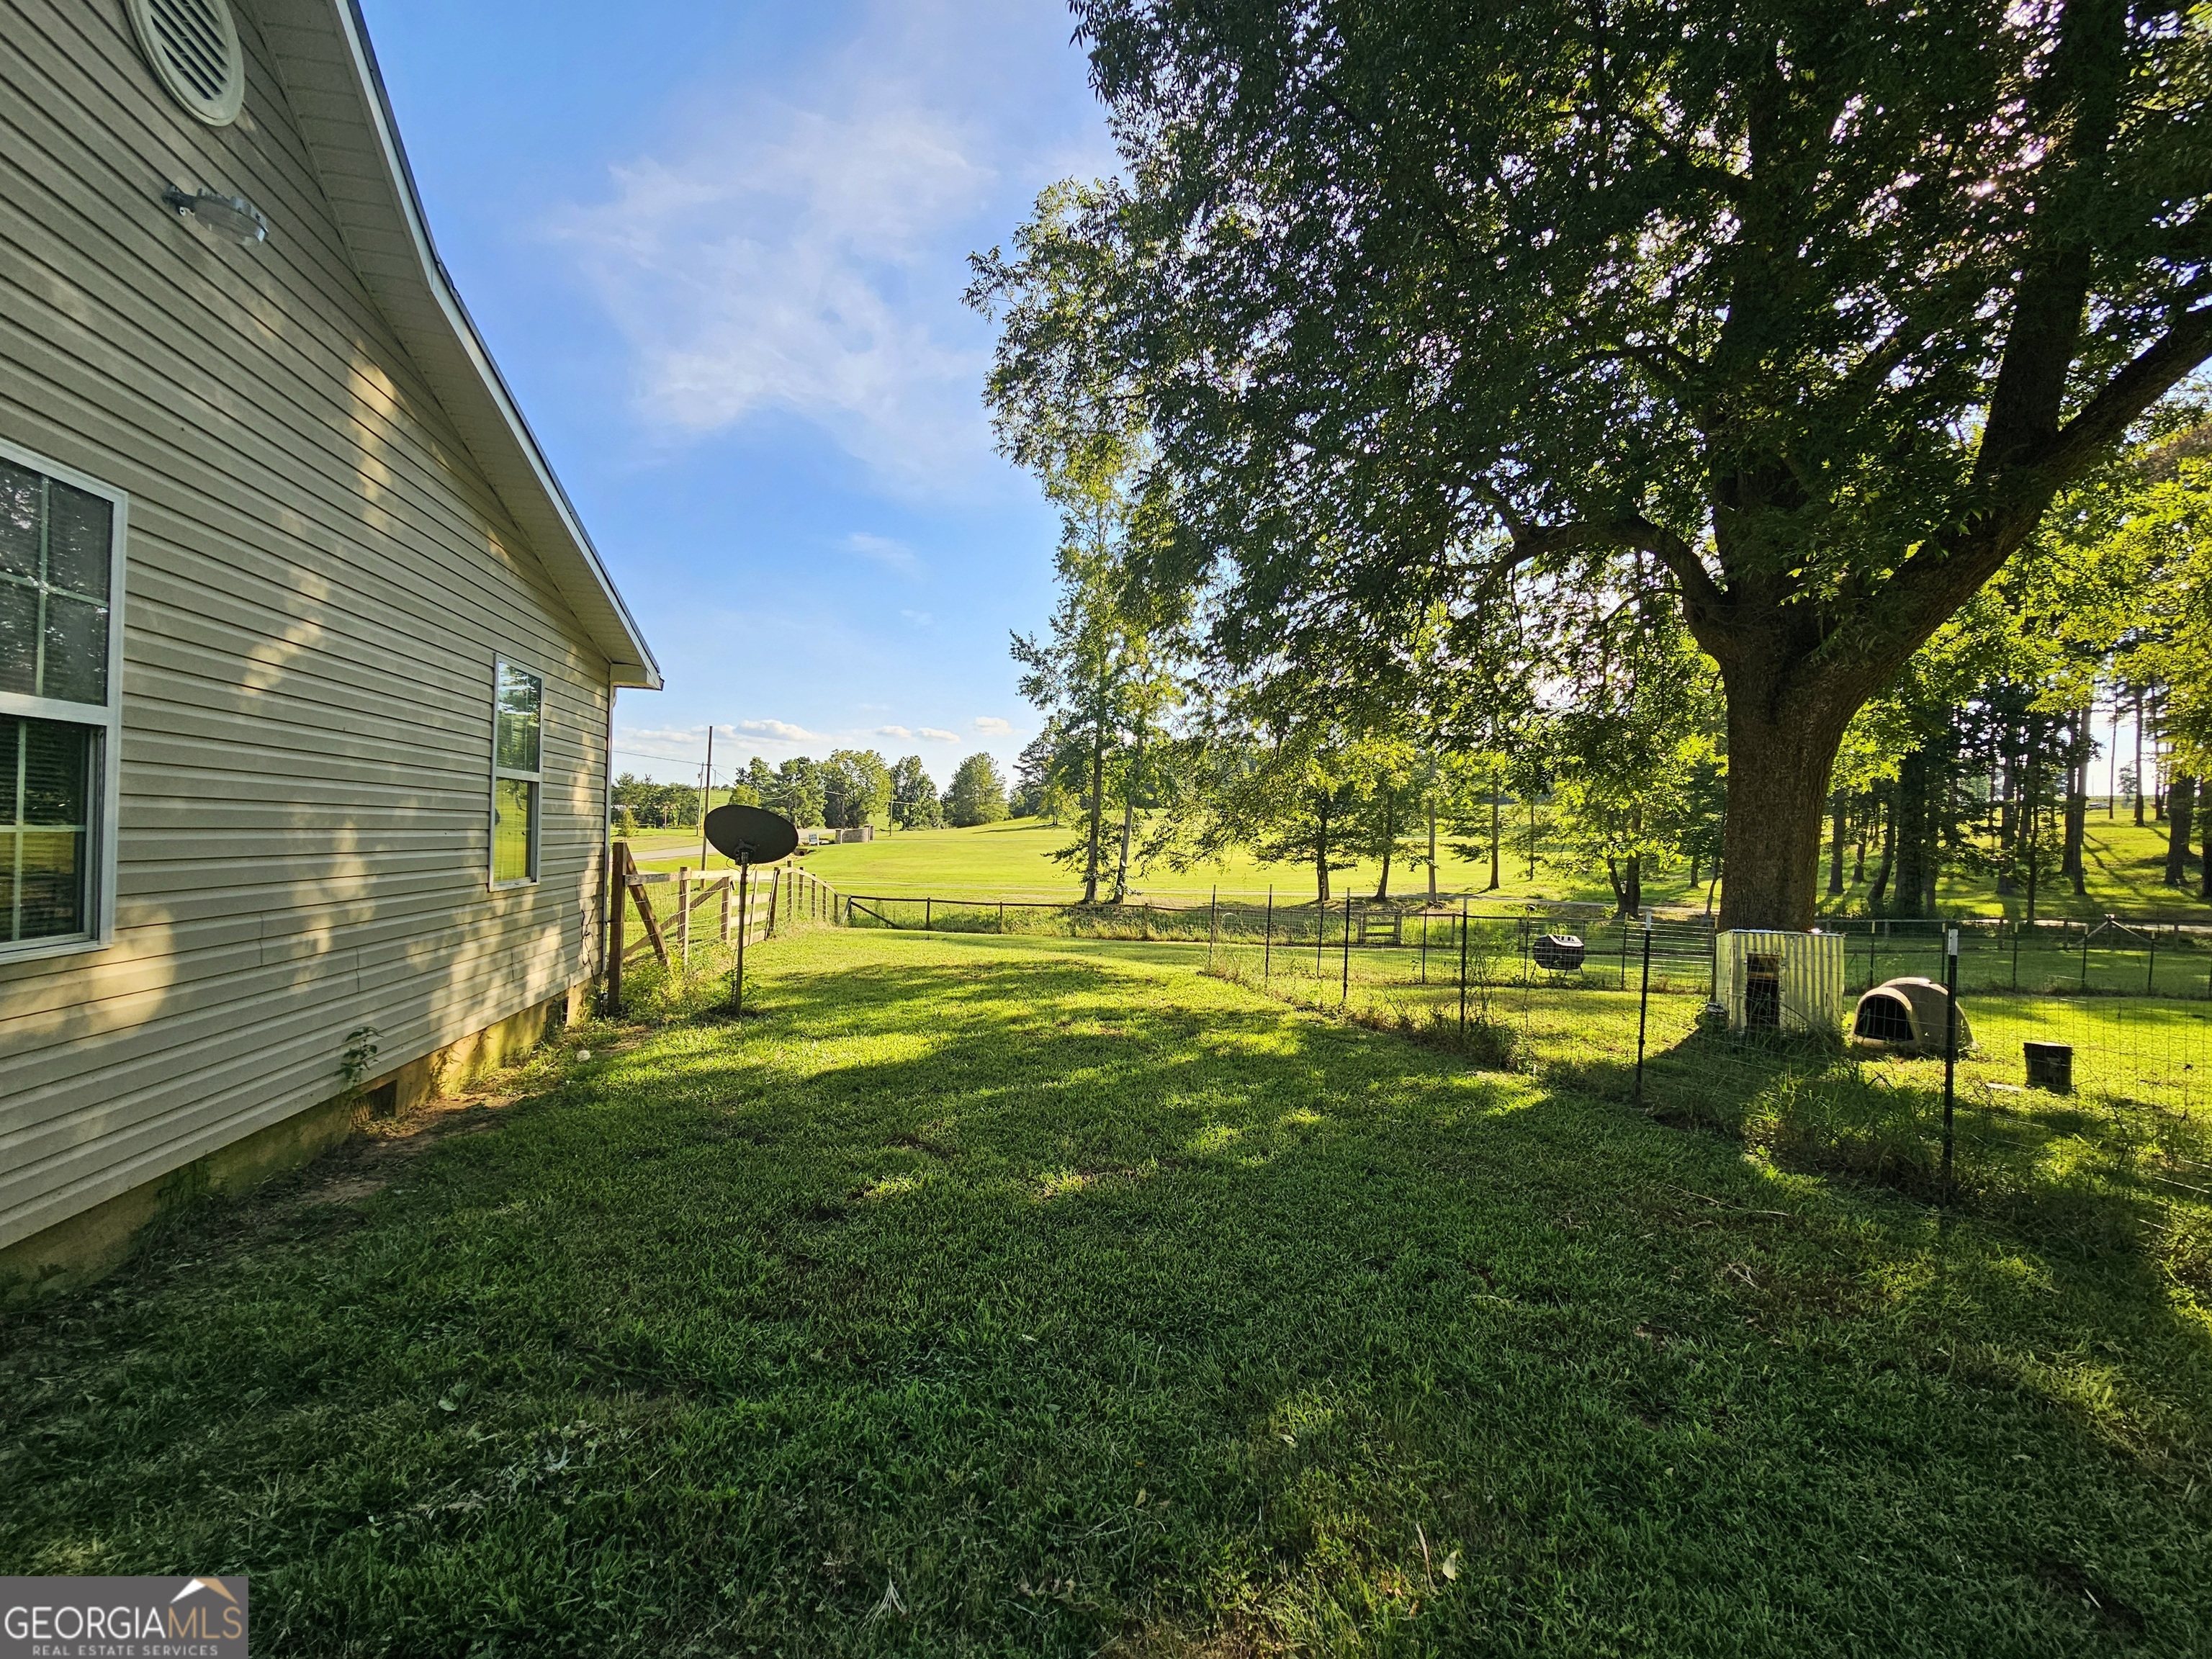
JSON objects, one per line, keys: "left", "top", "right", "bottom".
{"left": 621, "top": 809, "right": 2208, "bottom": 922}
{"left": 6, "top": 929, "right": 2208, "bottom": 1654}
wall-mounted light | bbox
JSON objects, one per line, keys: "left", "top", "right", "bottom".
{"left": 163, "top": 186, "right": 266, "bottom": 247}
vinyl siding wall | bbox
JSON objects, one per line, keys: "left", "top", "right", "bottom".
{"left": 0, "top": 0, "right": 613, "bottom": 1251}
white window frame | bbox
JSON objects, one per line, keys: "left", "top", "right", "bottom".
{"left": 0, "top": 435, "right": 126, "bottom": 963}
{"left": 488, "top": 655, "right": 543, "bottom": 891}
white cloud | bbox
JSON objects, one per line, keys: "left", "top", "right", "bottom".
{"left": 845, "top": 532, "right": 921, "bottom": 575}
{"left": 876, "top": 724, "right": 913, "bottom": 739}
{"left": 917, "top": 727, "right": 958, "bottom": 742}
{"left": 901, "top": 608, "right": 934, "bottom": 626}
{"left": 973, "top": 715, "right": 1012, "bottom": 734}
{"left": 739, "top": 718, "right": 824, "bottom": 742}
{"left": 546, "top": 0, "right": 1110, "bottom": 494}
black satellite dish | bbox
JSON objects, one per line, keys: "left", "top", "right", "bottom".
{"left": 704, "top": 803, "right": 799, "bottom": 866}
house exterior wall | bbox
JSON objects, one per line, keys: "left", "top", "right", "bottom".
{"left": 0, "top": 0, "right": 614, "bottom": 1254}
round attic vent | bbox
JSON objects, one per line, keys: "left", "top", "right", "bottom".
{"left": 126, "top": 0, "right": 246, "bottom": 126}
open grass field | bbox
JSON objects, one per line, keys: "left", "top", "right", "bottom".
{"left": 621, "top": 809, "right": 2211, "bottom": 921}
{"left": 4, "top": 927, "right": 2208, "bottom": 1653}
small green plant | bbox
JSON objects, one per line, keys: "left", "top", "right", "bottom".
{"left": 339, "top": 1025, "right": 381, "bottom": 1088}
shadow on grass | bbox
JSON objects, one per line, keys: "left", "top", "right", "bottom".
{"left": 1, "top": 936, "right": 2208, "bottom": 1655}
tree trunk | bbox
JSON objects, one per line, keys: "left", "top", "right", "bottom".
{"left": 2133, "top": 688, "right": 2146, "bottom": 825}
{"left": 1373, "top": 799, "right": 1395, "bottom": 900}
{"left": 1852, "top": 801, "right": 1866, "bottom": 883}
{"left": 1314, "top": 798, "right": 1331, "bottom": 905}
{"left": 1112, "top": 721, "right": 1145, "bottom": 903}
{"left": 1488, "top": 784, "right": 1501, "bottom": 891}
{"left": 1624, "top": 854, "right": 1641, "bottom": 917}
{"left": 2167, "top": 775, "right": 2197, "bottom": 888}
{"left": 1715, "top": 671, "right": 1856, "bottom": 931}
{"left": 1868, "top": 788, "right": 1895, "bottom": 914}
{"left": 1827, "top": 789, "right": 1847, "bottom": 897}
{"left": 2200, "top": 780, "right": 2210, "bottom": 901}
{"left": 1606, "top": 855, "right": 1626, "bottom": 914}
{"left": 1996, "top": 744, "right": 2018, "bottom": 896}
{"left": 1082, "top": 706, "right": 1105, "bottom": 904}
{"left": 1890, "top": 750, "right": 1930, "bottom": 920}
{"left": 2062, "top": 709, "right": 2088, "bottom": 892}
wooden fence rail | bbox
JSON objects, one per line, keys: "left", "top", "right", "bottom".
{"left": 603, "top": 842, "right": 845, "bottom": 1014}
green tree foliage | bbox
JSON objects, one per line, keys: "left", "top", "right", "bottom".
{"left": 946, "top": 754, "right": 1010, "bottom": 827}
{"left": 889, "top": 756, "right": 943, "bottom": 828}
{"left": 767, "top": 759, "right": 826, "bottom": 829}
{"left": 1544, "top": 603, "right": 1727, "bottom": 917}
{"left": 979, "top": 1, "right": 2212, "bottom": 928}
{"left": 1010, "top": 734, "right": 1056, "bottom": 818}
{"left": 822, "top": 750, "right": 893, "bottom": 829}
{"left": 611, "top": 772, "right": 700, "bottom": 830}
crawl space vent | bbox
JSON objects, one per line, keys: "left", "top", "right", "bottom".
{"left": 127, "top": 0, "right": 246, "bottom": 126}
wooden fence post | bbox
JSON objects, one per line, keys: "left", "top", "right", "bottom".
{"left": 720, "top": 875, "right": 732, "bottom": 944}
{"left": 768, "top": 867, "right": 782, "bottom": 937}
{"left": 606, "top": 840, "right": 627, "bottom": 1014}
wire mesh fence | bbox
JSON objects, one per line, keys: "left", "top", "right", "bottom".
{"left": 1194, "top": 900, "right": 2208, "bottom": 1279}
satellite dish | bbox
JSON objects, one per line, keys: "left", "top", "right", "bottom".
{"left": 703, "top": 804, "right": 799, "bottom": 865}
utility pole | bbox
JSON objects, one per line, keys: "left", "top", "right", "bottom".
{"left": 698, "top": 725, "right": 714, "bottom": 870}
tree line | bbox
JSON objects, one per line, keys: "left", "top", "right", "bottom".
{"left": 613, "top": 750, "right": 1019, "bottom": 835}
{"left": 967, "top": 0, "right": 2212, "bottom": 924}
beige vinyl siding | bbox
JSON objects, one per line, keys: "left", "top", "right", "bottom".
{"left": 0, "top": 0, "right": 616, "bottom": 1250}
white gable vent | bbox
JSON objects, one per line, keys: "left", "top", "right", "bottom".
{"left": 126, "top": 0, "right": 246, "bottom": 127}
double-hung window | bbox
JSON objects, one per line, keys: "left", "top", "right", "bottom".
{"left": 490, "top": 657, "right": 542, "bottom": 887}
{"left": 0, "top": 440, "right": 124, "bottom": 959}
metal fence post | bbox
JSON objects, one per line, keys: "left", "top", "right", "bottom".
{"left": 2146, "top": 924, "right": 2157, "bottom": 996}
{"left": 731, "top": 858, "right": 750, "bottom": 1015}
{"left": 1633, "top": 921, "right": 1653, "bottom": 1107}
{"left": 1941, "top": 926, "right": 1959, "bottom": 1197}
{"left": 1264, "top": 886, "right": 1273, "bottom": 981}
{"left": 1341, "top": 893, "right": 1352, "bottom": 1004}
{"left": 2011, "top": 917, "right": 2020, "bottom": 992}
{"left": 1209, "top": 885, "right": 1218, "bottom": 969}
{"left": 1458, "top": 900, "right": 1469, "bottom": 1037}
{"left": 1619, "top": 916, "right": 1629, "bottom": 991}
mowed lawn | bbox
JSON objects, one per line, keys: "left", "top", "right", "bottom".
{"left": 623, "top": 813, "right": 2209, "bottom": 922}
{"left": 3, "top": 932, "right": 2208, "bottom": 1655}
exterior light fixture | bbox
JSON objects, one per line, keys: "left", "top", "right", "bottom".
{"left": 163, "top": 186, "right": 267, "bottom": 247}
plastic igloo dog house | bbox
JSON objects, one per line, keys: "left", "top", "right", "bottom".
{"left": 1850, "top": 977, "right": 1972, "bottom": 1056}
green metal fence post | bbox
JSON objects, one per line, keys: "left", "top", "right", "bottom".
{"left": 1458, "top": 900, "right": 1469, "bottom": 1037}
{"left": 1633, "top": 921, "right": 1653, "bottom": 1108}
{"left": 1941, "top": 927, "right": 1960, "bottom": 1199}
{"left": 1341, "top": 893, "right": 1352, "bottom": 1004}
{"left": 1264, "top": 886, "right": 1273, "bottom": 981}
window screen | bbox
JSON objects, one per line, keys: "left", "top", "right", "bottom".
{"left": 0, "top": 447, "right": 120, "bottom": 956}
{"left": 1, "top": 716, "right": 93, "bottom": 943}
{"left": 491, "top": 660, "right": 542, "bottom": 886}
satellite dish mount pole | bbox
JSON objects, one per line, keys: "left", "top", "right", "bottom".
{"left": 732, "top": 853, "right": 750, "bottom": 1015}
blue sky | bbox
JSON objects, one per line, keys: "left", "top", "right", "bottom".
{"left": 356, "top": 0, "right": 1115, "bottom": 788}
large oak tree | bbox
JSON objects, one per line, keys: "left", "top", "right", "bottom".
{"left": 979, "top": 0, "right": 2212, "bottom": 927}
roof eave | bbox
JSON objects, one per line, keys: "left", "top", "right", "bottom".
{"left": 260, "top": 0, "right": 662, "bottom": 690}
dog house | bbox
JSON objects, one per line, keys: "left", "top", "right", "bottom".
{"left": 1715, "top": 930, "right": 1845, "bottom": 1035}
{"left": 1850, "top": 977, "right": 1972, "bottom": 1056}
